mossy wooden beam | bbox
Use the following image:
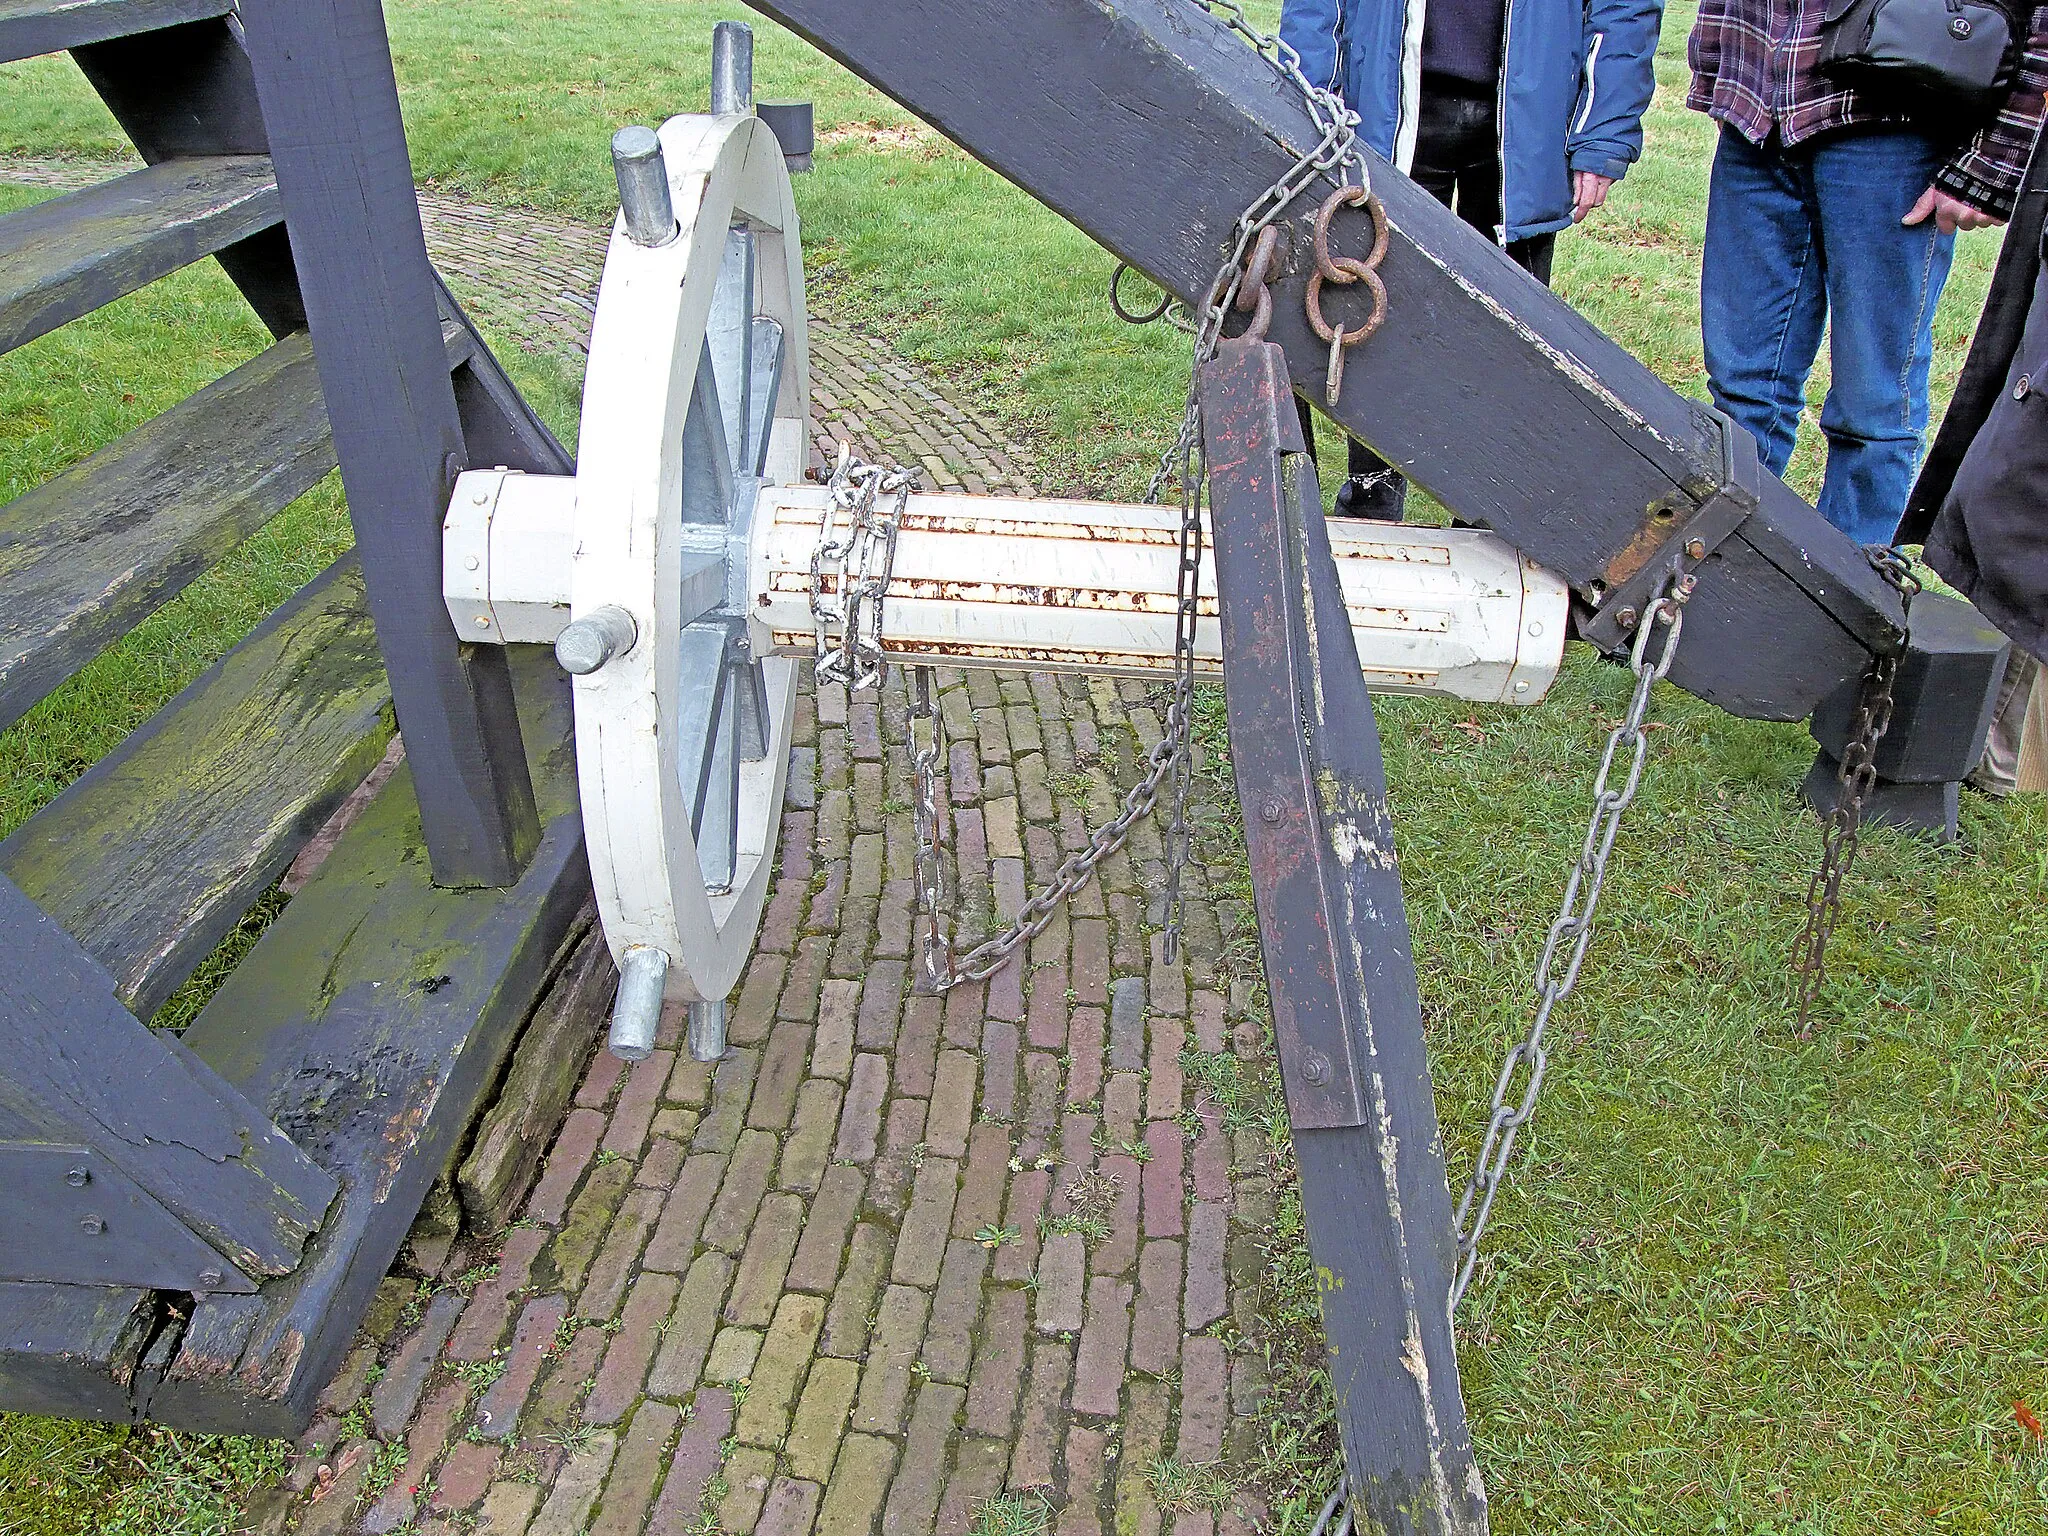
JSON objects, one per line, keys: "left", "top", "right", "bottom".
{"left": 0, "top": 155, "right": 280, "bottom": 357}
{"left": 140, "top": 653, "right": 582, "bottom": 1435}
{"left": 0, "top": 330, "right": 334, "bottom": 732}
{"left": 1, "top": 560, "right": 394, "bottom": 1019}
{"left": 457, "top": 918, "right": 611, "bottom": 1230}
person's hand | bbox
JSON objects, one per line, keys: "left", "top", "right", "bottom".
{"left": 1904, "top": 185, "right": 2004, "bottom": 234}
{"left": 1572, "top": 171, "right": 1614, "bottom": 223}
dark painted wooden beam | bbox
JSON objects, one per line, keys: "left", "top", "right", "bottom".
{"left": 146, "top": 651, "right": 588, "bottom": 1435}
{"left": 233, "top": 0, "right": 540, "bottom": 887}
{"left": 0, "top": 0, "right": 230, "bottom": 66}
{"left": 0, "top": 330, "right": 333, "bottom": 732}
{"left": 0, "top": 155, "right": 279, "bottom": 357}
{"left": 72, "top": 18, "right": 305, "bottom": 338}
{"left": 0, "top": 873, "right": 337, "bottom": 1290}
{"left": 1205, "top": 339, "right": 1483, "bottom": 1533}
{"left": 742, "top": 0, "right": 1903, "bottom": 720}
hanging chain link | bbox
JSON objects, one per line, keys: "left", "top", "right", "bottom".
{"left": 1790, "top": 547, "right": 1921, "bottom": 1037}
{"left": 809, "top": 443, "right": 915, "bottom": 692}
{"left": 885, "top": 0, "right": 1381, "bottom": 992}
{"left": 1448, "top": 578, "right": 1691, "bottom": 1314}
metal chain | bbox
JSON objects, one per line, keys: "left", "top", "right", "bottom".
{"left": 810, "top": 443, "right": 914, "bottom": 692}
{"left": 1145, "top": 0, "right": 1374, "bottom": 962}
{"left": 1790, "top": 547, "right": 1921, "bottom": 1036}
{"left": 908, "top": 656, "right": 1197, "bottom": 988}
{"left": 1448, "top": 578, "right": 1691, "bottom": 1314}
{"left": 886, "top": 0, "right": 1379, "bottom": 992}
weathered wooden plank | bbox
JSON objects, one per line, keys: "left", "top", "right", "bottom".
{"left": 0, "top": 331, "right": 333, "bottom": 732}
{"left": 0, "top": 872, "right": 337, "bottom": 1287}
{"left": 456, "top": 917, "right": 610, "bottom": 1230}
{"left": 1, "top": 560, "right": 395, "bottom": 1020}
{"left": 71, "top": 17, "right": 306, "bottom": 339}
{"left": 0, "top": 1142, "right": 257, "bottom": 1290}
{"left": 0, "top": 1281, "right": 156, "bottom": 1422}
{"left": 1205, "top": 340, "right": 1482, "bottom": 1531}
{"left": 0, "top": 155, "right": 280, "bottom": 357}
{"left": 0, "top": 0, "right": 227, "bottom": 64}
{"left": 144, "top": 651, "right": 584, "bottom": 1435}
{"left": 234, "top": 0, "right": 540, "bottom": 887}
{"left": 741, "top": 0, "right": 1904, "bottom": 719}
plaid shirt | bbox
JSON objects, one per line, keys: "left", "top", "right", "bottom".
{"left": 1688, "top": 0, "right": 2048, "bottom": 216}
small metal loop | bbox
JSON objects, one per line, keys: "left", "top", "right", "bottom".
{"left": 1312, "top": 184, "right": 1389, "bottom": 285}
{"left": 1110, "top": 262, "right": 1173, "bottom": 326}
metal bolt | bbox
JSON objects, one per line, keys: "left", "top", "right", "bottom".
{"left": 687, "top": 998, "right": 729, "bottom": 1063}
{"left": 1676, "top": 574, "right": 1699, "bottom": 599}
{"left": 197, "top": 1268, "right": 223, "bottom": 1288}
{"left": 611, "top": 126, "right": 678, "bottom": 248}
{"left": 1616, "top": 606, "right": 1639, "bottom": 630}
{"left": 556, "top": 605, "right": 640, "bottom": 675}
{"left": 464, "top": 555, "right": 480, "bottom": 571}
{"left": 474, "top": 615, "right": 491, "bottom": 629}
{"left": 1259, "top": 799, "right": 1283, "bottom": 825}
{"left": 64, "top": 1166, "right": 89, "bottom": 1188}
{"left": 471, "top": 488, "right": 488, "bottom": 505}
{"left": 608, "top": 946, "right": 669, "bottom": 1062}
{"left": 79, "top": 1214, "right": 104, "bottom": 1235}
{"left": 1685, "top": 537, "right": 1707, "bottom": 560}
{"left": 1302, "top": 1051, "right": 1332, "bottom": 1086}
{"left": 711, "top": 21, "right": 755, "bottom": 115}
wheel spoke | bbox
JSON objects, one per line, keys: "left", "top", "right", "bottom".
{"left": 682, "top": 343, "right": 737, "bottom": 526}
{"left": 746, "top": 315, "right": 786, "bottom": 481}
{"left": 708, "top": 227, "right": 755, "bottom": 497}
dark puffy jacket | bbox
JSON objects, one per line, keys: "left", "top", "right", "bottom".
{"left": 1279, "top": 0, "right": 1663, "bottom": 241}
{"left": 1901, "top": 131, "right": 2048, "bottom": 663}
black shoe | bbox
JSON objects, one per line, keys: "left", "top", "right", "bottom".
{"left": 1333, "top": 470, "right": 1406, "bottom": 522}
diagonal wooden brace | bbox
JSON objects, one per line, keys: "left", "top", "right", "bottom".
{"left": 740, "top": 0, "right": 1905, "bottom": 721}
{"left": 1202, "top": 338, "right": 1486, "bottom": 1534}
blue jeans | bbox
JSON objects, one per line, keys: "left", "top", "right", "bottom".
{"left": 1701, "top": 124, "right": 1957, "bottom": 546}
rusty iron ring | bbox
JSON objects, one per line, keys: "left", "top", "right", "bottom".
{"left": 1311, "top": 183, "right": 1390, "bottom": 283}
{"left": 1109, "top": 261, "right": 1172, "bottom": 326}
{"left": 1304, "top": 186, "right": 1391, "bottom": 404}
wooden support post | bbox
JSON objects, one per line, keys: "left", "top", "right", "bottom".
{"left": 741, "top": 0, "right": 1905, "bottom": 722}
{"left": 234, "top": 0, "right": 540, "bottom": 887}
{"left": 1203, "top": 340, "right": 1484, "bottom": 1533}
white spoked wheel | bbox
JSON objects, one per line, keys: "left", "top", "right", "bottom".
{"left": 573, "top": 112, "right": 810, "bottom": 1007}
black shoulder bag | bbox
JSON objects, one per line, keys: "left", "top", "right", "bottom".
{"left": 1819, "top": 0, "right": 2023, "bottom": 116}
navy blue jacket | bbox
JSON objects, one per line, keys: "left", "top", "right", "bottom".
{"left": 1280, "top": 0, "right": 1663, "bottom": 241}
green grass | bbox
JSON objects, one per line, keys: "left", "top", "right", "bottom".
{"left": 0, "top": 1417, "right": 287, "bottom": 1536}
{"left": 0, "top": 2, "right": 2042, "bottom": 1532}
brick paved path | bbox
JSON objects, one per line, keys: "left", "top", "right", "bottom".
{"left": 3, "top": 159, "right": 1275, "bottom": 1536}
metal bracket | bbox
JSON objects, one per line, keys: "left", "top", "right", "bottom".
{"left": 1577, "top": 406, "right": 1761, "bottom": 653}
{"left": 0, "top": 1144, "right": 255, "bottom": 1293}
